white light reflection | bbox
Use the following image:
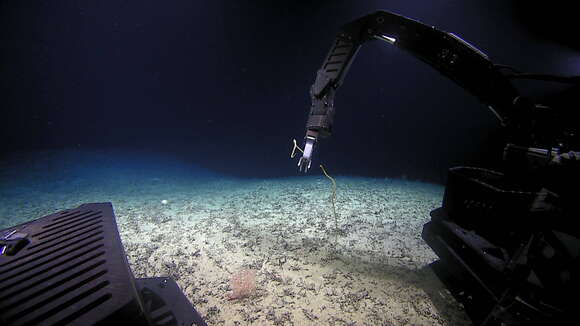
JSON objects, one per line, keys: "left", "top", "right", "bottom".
{"left": 375, "top": 34, "right": 397, "bottom": 44}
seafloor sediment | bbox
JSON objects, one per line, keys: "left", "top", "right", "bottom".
{"left": 0, "top": 151, "right": 471, "bottom": 325}
{"left": 118, "top": 177, "right": 471, "bottom": 325}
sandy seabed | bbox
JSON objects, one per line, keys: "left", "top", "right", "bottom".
{"left": 0, "top": 151, "right": 472, "bottom": 325}
{"left": 118, "top": 177, "right": 472, "bottom": 325}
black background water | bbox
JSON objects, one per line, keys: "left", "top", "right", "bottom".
{"left": 1, "top": 0, "right": 578, "bottom": 183}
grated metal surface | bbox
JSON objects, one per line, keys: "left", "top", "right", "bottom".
{"left": 0, "top": 203, "right": 146, "bottom": 326}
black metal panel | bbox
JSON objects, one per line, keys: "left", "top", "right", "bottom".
{"left": 135, "top": 278, "right": 207, "bottom": 326}
{"left": 0, "top": 203, "right": 149, "bottom": 326}
{"left": 422, "top": 167, "right": 577, "bottom": 326}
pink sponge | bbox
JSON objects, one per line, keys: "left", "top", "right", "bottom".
{"left": 227, "top": 269, "right": 256, "bottom": 300}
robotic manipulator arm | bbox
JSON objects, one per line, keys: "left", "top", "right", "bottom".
{"left": 296, "top": 10, "right": 579, "bottom": 173}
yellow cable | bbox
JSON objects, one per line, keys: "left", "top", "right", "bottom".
{"left": 320, "top": 164, "right": 338, "bottom": 234}
{"left": 290, "top": 140, "right": 340, "bottom": 240}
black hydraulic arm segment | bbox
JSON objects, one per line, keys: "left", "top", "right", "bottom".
{"left": 298, "top": 10, "right": 520, "bottom": 172}
{"left": 298, "top": 16, "right": 366, "bottom": 172}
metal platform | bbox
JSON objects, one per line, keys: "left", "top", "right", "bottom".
{"left": 422, "top": 167, "right": 577, "bottom": 326}
{"left": 0, "top": 202, "right": 206, "bottom": 326}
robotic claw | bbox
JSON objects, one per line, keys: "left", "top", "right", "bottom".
{"left": 297, "top": 130, "right": 317, "bottom": 172}
{"left": 296, "top": 10, "right": 580, "bottom": 326}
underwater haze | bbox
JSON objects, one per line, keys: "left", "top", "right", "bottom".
{"left": 1, "top": 1, "right": 578, "bottom": 325}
